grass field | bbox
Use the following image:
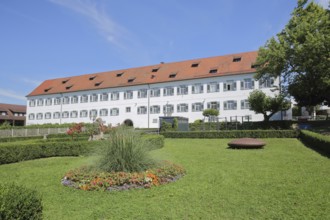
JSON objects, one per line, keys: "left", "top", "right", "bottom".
{"left": 0, "top": 138, "right": 329, "bottom": 219}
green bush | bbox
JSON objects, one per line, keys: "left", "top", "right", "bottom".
{"left": 0, "top": 183, "right": 42, "bottom": 220}
{"left": 299, "top": 130, "right": 330, "bottom": 155}
{"left": 0, "top": 140, "right": 97, "bottom": 165}
{"left": 0, "top": 136, "right": 43, "bottom": 143}
{"left": 97, "top": 126, "right": 155, "bottom": 172}
{"left": 161, "top": 130, "right": 299, "bottom": 139}
{"left": 142, "top": 135, "right": 164, "bottom": 151}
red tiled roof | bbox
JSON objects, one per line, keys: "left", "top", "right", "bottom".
{"left": 27, "top": 51, "right": 258, "bottom": 97}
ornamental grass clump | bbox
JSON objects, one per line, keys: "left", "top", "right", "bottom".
{"left": 96, "top": 126, "right": 155, "bottom": 172}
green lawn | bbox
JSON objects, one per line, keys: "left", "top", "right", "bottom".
{"left": 0, "top": 138, "right": 329, "bottom": 219}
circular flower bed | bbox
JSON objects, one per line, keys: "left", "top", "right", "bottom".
{"left": 61, "top": 161, "right": 185, "bottom": 191}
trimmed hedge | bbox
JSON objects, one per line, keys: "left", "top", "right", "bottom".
{"left": 161, "top": 130, "right": 299, "bottom": 139}
{"left": 299, "top": 130, "right": 330, "bottom": 155}
{"left": 0, "top": 140, "right": 99, "bottom": 165}
{"left": 142, "top": 135, "right": 165, "bottom": 151}
{"left": 0, "top": 183, "right": 43, "bottom": 220}
{"left": 0, "top": 136, "right": 43, "bottom": 143}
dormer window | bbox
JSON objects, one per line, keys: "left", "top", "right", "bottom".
{"left": 44, "top": 87, "right": 52, "bottom": 92}
{"left": 151, "top": 75, "right": 156, "bottom": 79}
{"left": 95, "top": 81, "right": 102, "bottom": 87}
{"left": 152, "top": 67, "right": 159, "bottom": 72}
{"left": 116, "top": 72, "right": 124, "bottom": 77}
{"left": 251, "top": 63, "right": 259, "bottom": 69}
{"left": 128, "top": 78, "right": 135, "bottom": 83}
{"left": 191, "top": 63, "right": 199, "bottom": 68}
{"left": 209, "top": 69, "right": 218, "bottom": 74}
{"left": 169, "top": 73, "right": 177, "bottom": 78}
{"left": 62, "top": 79, "right": 69, "bottom": 84}
{"left": 89, "top": 76, "right": 96, "bottom": 80}
{"left": 66, "top": 85, "right": 73, "bottom": 90}
{"left": 233, "top": 57, "right": 241, "bottom": 62}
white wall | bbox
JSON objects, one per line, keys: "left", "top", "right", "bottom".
{"left": 26, "top": 73, "right": 283, "bottom": 128}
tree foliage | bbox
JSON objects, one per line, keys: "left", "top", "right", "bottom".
{"left": 248, "top": 90, "right": 291, "bottom": 122}
{"left": 203, "top": 109, "right": 219, "bottom": 122}
{"left": 254, "top": 0, "right": 330, "bottom": 107}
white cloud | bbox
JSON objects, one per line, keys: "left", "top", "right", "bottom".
{"left": 49, "top": 0, "right": 129, "bottom": 49}
{"left": 21, "top": 78, "right": 42, "bottom": 86}
{"left": 317, "top": 0, "right": 329, "bottom": 8}
{"left": 0, "top": 89, "right": 26, "bottom": 101}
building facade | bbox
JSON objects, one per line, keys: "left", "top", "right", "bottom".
{"left": 26, "top": 51, "right": 290, "bottom": 128}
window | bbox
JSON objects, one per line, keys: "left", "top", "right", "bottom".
{"left": 45, "top": 98, "right": 52, "bottom": 106}
{"left": 124, "top": 90, "right": 133, "bottom": 99}
{"left": 63, "top": 96, "right": 70, "bottom": 104}
{"left": 150, "top": 105, "right": 160, "bottom": 114}
{"left": 80, "top": 95, "right": 88, "bottom": 103}
{"left": 1, "top": 111, "right": 7, "bottom": 116}
{"left": 90, "top": 94, "right": 98, "bottom": 102}
{"left": 99, "top": 109, "right": 108, "bottom": 116}
{"left": 192, "top": 102, "right": 204, "bottom": 112}
{"left": 163, "top": 87, "right": 174, "bottom": 96}
{"left": 137, "top": 106, "right": 147, "bottom": 115}
{"left": 126, "top": 107, "right": 131, "bottom": 113}
{"left": 80, "top": 110, "right": 88, "bottom": 118}
{"left": 54, "top": 97, "right": 61, "bottom": 105}
{"left": 95, "top": 82, "right": 102, "bottom": 87}
{"left": 177, "top": 85, "right": 188, "bottom": 95}
{"left": 259, "top": 77, "right": 275, "bottom": 88}
{"left": 37, "top": 99, "right": 44, "bottom": 106}
{"left": 209, "top": 69, "right": 218, "bottom": 74}
{"left": 53, "top": 112, "right": 60, "bottom": 119}
{"left": 29, "top": 99, "right": 35, "bottom": 107}
{"left": 241, "top": 100, "right": 250, "bottom": 110}
{"left": 191, "top": 62, "right": 199, "bottom": 67}
{"left": 223, "top": 80, "right": 237, "bottom": 91}
{"left": 62, "top": 79, "right": 69, "bottom": 84}
{"left": 100, "top": 93, "right": 109, "bottom": 101}
{"left": 152, "top": 67, "right": 159, "bottom": 72}
{"left": 89, "top": 76, "right": 96, "bottom": 80}
{"left": 90, "top": 109, "right": 98, "bottom": 118}
{"left": 150, "top": 88, "right": 160, "bottom": 97}
{"left": 111, "top": 92, "right": 119, "bottom": 101}
{"left": 110, "top": 108, "right": 119, "bottom": 116}
{"left": 163, "top": 104, "right": 174, "bottom": 115}
{"left": 241, "top": 79, "right": 255, "bottom": 90}
{"left": 177, "top": 103, "right": 188, "bottom": 112}
{"left": 28, "top": 113, "right": 35, "bottom": 120}
{"left": 224, "top": 100, "right": 237, "bottom": 110}
{"left": 62, "top": 111, "right": 69, "bottom": 118}
{"left": 45, "top": 112, "right": 51, "bottom": 119}
{"left": 207, "top": 82, "right": 220, "bottom": 93}
{"left": 116, "top": 72, "right": 124, "bottom": 77}
{"left": 70, "top": 111, "right": 78, "bottom": 118}
{"left": 192, "top": 84, "right": 204, "bottom": 94}
{"left": 71, "top": 96, "right": 78, "bottom": 104}
{"left": 233, "top": 57, "right": 241, "bottom": 62}
{"left": 169, "top": 73, "right": 177, "bottom": 78}
{"left": 36, "top": 113, "right": 43, "bottom": 120}
{"left": 207, "top": 101, "right": 220, "bottom": 110}
{"left": 138, "top": 89, "right": 147, "bottom": 98}
{"left": 243, "top": 115, "right": 252, "bottom": 121}
{"left": 66, "top": 85, "right": 73, "bottom": 90}
{"left": 44, "top": 87, "right": 52, "bottom": 92}
{"left": 127, "top": 78, "right": 135, "bottom": 83}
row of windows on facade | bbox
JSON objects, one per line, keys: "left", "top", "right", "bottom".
{"left": 28, "top": 100, "right": 250, "bottom": 120}
{"left": 29, "top": 78, "right": 274, "bottom": 107}
{"left": 0, "top": 112, "right": 25, "bottom": 116}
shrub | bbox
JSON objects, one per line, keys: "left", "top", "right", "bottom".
{"left": 299, "top": 130, "right": 330, "bottom": 155}
{"left": 96, "top": 126, "right": 155, "bottom": 173}
{"left": 161, "top": 130, "right": 299, "bottom": 139}
{"left": 0, "top": 183, "right": 42, "bottom": 220}
{"left": 142, "top": 135, "right": 164, "bottom": 151}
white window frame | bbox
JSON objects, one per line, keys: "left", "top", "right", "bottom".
{"left": 150, "top": 88, "right": 160, "bottom": 97}
{"left": 177, "top": 103, "right": 188, "bottom": 112}
{"left": 71, "top": 96, "right": 78, "bottom": 104}
{"left": 29, "top": 100, "right": 35, "bottom": 107}
{"left": 45, "top": 98, "right": 52, "bottom": 106}
{"left": 192, "top": 102, "right": 204, "bottom": 112}
{"left": 163, "top": 87, "right": 174, "bottom": 96}
{"left": 37, "top": 99, "right": 44, "bottom": 106}
{"left": 207, "top": 101, "right": 220, "bottom": 110}
{"left": 62, "top": 111, "right": 69, "bottom": 118}
{"left": 111, "top": 92, "right": 120, "bottom": 101}
{"left": 241, "top": 99, "right": 250, "bottom": 110}
{"left": 28, "top": 113, "right": 35, "bottom": 120}
{"left": 163, "top": 104, "right": 174, "bottom": 114}
{"left": 53, "top": 112, "right": 60, "bottom": 119}
{"left": 259, "top": 77, "right": 275, "bottom": 89}
{"left": 80, "top": 95, "right": 88, "bottom": 103}
{"left": 177, "top": 85, "right": 188, "bottom": 95}
{"left": 223, "top": 80, "right": 237, "bottom": 91}
{"left": 150, "top": 105, "right": 160, "bottom": 114}
{"left": 207, "top": 82, "right": 220, "bottom": 93}
{"left": 80, "top": 110, "right": 88, "bottom": 118}
{"left": 110, "top": 108, "right": 119, "bottom": 116}
{"left": 63, "top": 96, "right": 70, "bottom": 104}
{"left": 36, "top": 113, "right": 43, "bottom": 120}
{"left": 192, "top": 84, "right": 204, "bottom": 94}
{"left": 100, "top": 93, "right": 109, "bottom": 101}
{"left": 224, "top": 100, "right": 237, "bottom": 110}
{"left": 45, "top": 112, "right": 51, "bottom": 119}
{"left": 90, "top": 94, "right": 98, "bottom": 102}
{"left": 126, "top": 107, "right": 131, "bottom": 113}
{"left": 124, "top": 90, "right": 133, "bottom": 100}
{"left": 70, "top": 111, "right": 78, "bottom": 118}
{"left": 99, "top": 108, "right": 108, "bottom": 116}
{"left": 138, "top": 89, "right": 148, "bottom": 98}
{"left": 90, "top": 109, "right": 98, "bottom": 118}
{"left": 137, "top": 106, "right": 147, "bottom": 114}
{"left": 54, "top": 97, "right": 61, "bottom": 105}
{"left": 241, "top": 78, "right": 255, "bottom": 90}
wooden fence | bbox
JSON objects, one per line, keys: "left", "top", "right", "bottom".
{"left": 0, "top": 127, "right": 68, "bottom": 137}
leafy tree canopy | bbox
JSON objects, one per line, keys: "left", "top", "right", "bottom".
{"left": 254, "top": 0, "right": 330, "bottom": 107}
{"left": 248, "top": 90, "right": 291, "bottom": 122}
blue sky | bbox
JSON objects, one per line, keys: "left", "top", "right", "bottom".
{"left": 0, "top": 0, "right": 328, "bottom": 105}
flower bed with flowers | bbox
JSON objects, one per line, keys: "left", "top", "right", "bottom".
{"left": 61, "top": 161, "right": 185, "bottom": 191}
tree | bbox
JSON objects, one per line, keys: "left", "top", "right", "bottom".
{"left": 254, "top": 0, "right": 330, "bottom": 109}
{"left": 248, "top": 90, "right": 291, "bottom": 122}
{"left": 202, "top": 109, "right": 219, "bottom": 122}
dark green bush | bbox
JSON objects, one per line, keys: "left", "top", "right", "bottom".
{"left": 142, "top": 135, "right": 165, "bottom": 151}
{"left": 0, "top": 136, "right": 43, "bottom": 143}
{"left": 0, "top": 140, "right": 98, "bottom": 165}
{"left": 0, "top": 183, "right": 42, "bottom": 220}
{"left": 161, "top": 130, "right": 299, "bottom": 139}
{"left": 299, "top": 130, "right": 330, "bottom": 155}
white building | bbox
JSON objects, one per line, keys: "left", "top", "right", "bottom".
{"left": 26, "top": 51, "right": 289, "bottom": 128}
